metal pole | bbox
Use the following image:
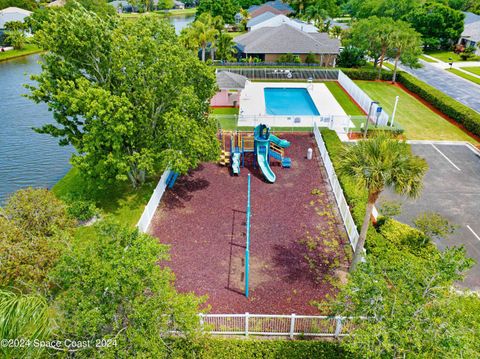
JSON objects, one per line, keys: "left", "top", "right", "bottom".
{"left": 391, "top": 96, "right": 399, "bottom": 127}
{"left": 245, "top": 174, "right": 251, "bottom": 298}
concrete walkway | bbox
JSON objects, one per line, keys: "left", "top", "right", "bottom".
{"left": 399, "top": 60, "right": 480, "bottom": 113}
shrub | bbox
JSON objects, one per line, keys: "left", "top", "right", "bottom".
{"left": 340, "top": 68, "right": 392, "bottom": 81}
{"left": 397, "top": 72, "right": 480, "bottom": 136}
{"left": 276, "top": 53, "right": 301, "bottom": 64}
{"left": 366, "top": 126, "right": 405, "bottom": 137}
{"left": 66, "top": 199, "right": 98, "bottom": 221}
{"left": 337, "top": 46, "right": 366, "bottom": 68}
{"left": 305, "top": 52, "right": 319, "bottom": 64}
{"left": 169, "top": 338, "right": 350, "bottom": 359}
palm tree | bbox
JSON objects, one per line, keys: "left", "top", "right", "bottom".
{"left": 390, "top": 22, "right": 422, "bottom": 83}
{"left": 216, "top": 32, "right": 237, "bottom": 61}
{"left": 338, "top": 135, "right": 428, "bottom": 271}
{"left": 186, "top": 13, "right": 218, "bottom": 62}
{"left": 0, "top": 289, "right": 53, "bottom": 358}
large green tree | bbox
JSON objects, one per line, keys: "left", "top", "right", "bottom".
{"left": 346, "top": 0, "right": 419, "bottom": 20}
{"left": 196, "top": 0, "right": 239, "bottom": 24}
{"left": 389, "top": 21, "right": 423, "bottom": 82}
{"left": 0, "top": 188, "right": 74, "bottom": 294}
{"left": 29, "top": 7, "right": 219, "bottom": 188}
{"left": 337, "top": 135, "right": 428, "bottom": 271}
{"left": 408, "top": 1, "right": 465, "bottom": 48}
{"left": 302, "top": 0, "right": 340, "bottom": 29}
{"left": 50, "top": 221, "right": 205, "bottom": 357}
{"left": 330, "top": 219, "right": 478, "bottom": 357}
{"left": 346, "top": 17, "right": 396, "bottom": 78}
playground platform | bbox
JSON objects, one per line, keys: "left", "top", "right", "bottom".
{"left": 149, "top": 134, "right": 350, "bottom": 314}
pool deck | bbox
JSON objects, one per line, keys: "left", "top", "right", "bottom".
{"left": 238, "top": 82, "right": 348, "bottom": 128}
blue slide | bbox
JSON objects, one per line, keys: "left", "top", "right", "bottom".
{"left": 232, "top": 152, "right": 241, "bottom": 175}
{"left": 270, "top": 134, "right": 291, "bottom": 148}
{"left": 256, "top": 143, "right": 276, "bottom": 183}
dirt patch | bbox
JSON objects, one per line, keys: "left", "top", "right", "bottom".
{"left": 150, "top": 134, "right": 350, "bottom": 314}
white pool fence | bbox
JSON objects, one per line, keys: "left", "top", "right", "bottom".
{"left": 217, "top": 68, "right": 391, "bottom": 128}
{"left": 313, "top": 123, "right": 360, "bottom": 250}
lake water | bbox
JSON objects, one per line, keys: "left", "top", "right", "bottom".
{"left": 0, "top": 15, "right": 194, "bottom": 203}
{"left": 170, "top": 14, "right": 194, "bottom": 33}
{"left": 0, "top": 54, "right": 73, "bottom": 204}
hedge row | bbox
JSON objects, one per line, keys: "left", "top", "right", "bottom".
{"left": 170, "top": 338, "right": 349, "bottom": 359}
{"left": 396, "top": 72, "right": 480, "bottom": 137}
{"left": 340, "top": 68, "right": 393, "bottom": 81}
{"left": 320, "top": 129, "right": 367, "bottom": 228}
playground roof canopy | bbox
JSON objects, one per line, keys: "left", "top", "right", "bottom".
{"left": 216, "top": 70, "right": 249, "bottom": 90}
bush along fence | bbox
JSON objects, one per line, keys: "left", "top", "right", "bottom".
{"left": 192, "top": 313, "right": 358, "bottom": 339}
{"left": 313, "top": 123, "right": 360, "bottom": 250}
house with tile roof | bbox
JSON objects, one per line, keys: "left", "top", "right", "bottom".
{"left": 247, "top": 13, "right": 317, "bottom": 33}
{"left": 0, "top": 7, "right": 32, "bottom": 31}
{"left": 234, "top": 24, "right": 340, "bottom": 66}
{"left": 248, "top": 0, "right": 293, "bottom": 19}
{"left": 459, "top": 12, "right": 480, "bottom": 55}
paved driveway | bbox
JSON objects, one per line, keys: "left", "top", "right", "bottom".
{"left": 379, "top": 143, "right": 480, "bottom": 291}
{"left": 400, "top": 61, "right": 480, "bottom": 113}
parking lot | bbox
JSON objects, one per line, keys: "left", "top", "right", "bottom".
{"left": 380, "top": 143, "right": 480, "bottom": 291}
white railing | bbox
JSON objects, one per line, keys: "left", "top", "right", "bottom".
{"left": 137, "top": 169, "right": 172, "bottom": 233}
{"left": 313, "top": 123, "right": 359, "bottom": 250}
{"left": 198, "top": 313, "right": 356, "bottom": 338}
{"left": 214, "top": 114, "right": 353, "bottom": 131}
{"left": 337, "top": 71, "right": 390, "bottom": 127}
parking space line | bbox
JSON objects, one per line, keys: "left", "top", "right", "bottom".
{"left": 467, "top": 225, "right": 480, "bottom": 242}
{"left": 431, "top": 144, "right": 461, "bottom": 171}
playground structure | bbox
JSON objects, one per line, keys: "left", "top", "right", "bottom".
{"left": 219, "top": 124, "right": 291, "bottom": 183}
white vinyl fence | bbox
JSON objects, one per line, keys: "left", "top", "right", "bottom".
{"left": 137, "top": 169, "right": 172, "bottom": 233}
{"left": 336, "top": 71, "right": 390, "bottom": 127}
{"left": 313, "top": 123, "right": 359, "bottom": 250}
{"left": 215, "top": 114, "right": 353, "bottom": 132}
{"left": 198, "top": 313, "right": 356, "bottom": 338}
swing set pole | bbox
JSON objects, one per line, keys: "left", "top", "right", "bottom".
{"left": 245, "top": 174, "right": 251, "bottom": 298}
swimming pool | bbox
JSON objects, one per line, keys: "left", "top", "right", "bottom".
{"left": 264, "top": 88, "right": 320, "bottom": 116}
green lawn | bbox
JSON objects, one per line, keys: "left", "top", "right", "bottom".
{"left": 53, "top": 168, "right": 158, "bottom": 227}
{"left": 0, "top": 44, "right": 42, "bottom": 62}
{"left": 211, "top": 107, "right": 239, "bottom": 130}
{"left": 163, "top": 8, "right": 196, "bottom": 16}
{"left": 419, "top": 55, "right": 437, "bottom": 63}
{"left": 324, "top": 82, "right": 365, "bottom": 116}
{"left": 355, "top": 81, "right": 478, "bottom": 143}
{"left": 461, "top": 66, "right": 480, "bottom": 76}
{"left": 425, "top": 50, "right": 480, "bottom": 62}
{"left": 447, "top": 68, "right": 480, "bottom": 85}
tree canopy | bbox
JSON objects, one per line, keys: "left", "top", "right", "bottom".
{"left": 408, "top": 1, "right": 465, "bottom": 48}
{"left": 328, "top": 218, "right": 479, "bottom": 357}
{"left": 196, "top": 0, "right": 239, "bottom": 24}
{"left": 0, "top": 188, "right": 74, "bottom": 293}
{"left": 29, "top": 7, "right": 219, "bottom": 188}
{"left": 50, "top": 221, "right": 205, "bottom": 357}
{"left": 337, "top": 135, "right": 428, "bottom": 270}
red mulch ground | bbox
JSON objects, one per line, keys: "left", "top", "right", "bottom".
{"left": 150, "top": 134, "right": 351, "bottom": 314}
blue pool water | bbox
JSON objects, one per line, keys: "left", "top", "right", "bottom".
{"left": 264, "top": 88, "right": 320, "bottom": 116}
